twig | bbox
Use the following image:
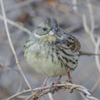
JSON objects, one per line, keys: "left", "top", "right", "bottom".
{"left": 47, "top": 79, "right": 54, "bottom": 100}
{"left": 65, "top": 23, "right": 81, "bottom": 32}
{"left": 25, "top": 92, "right": 36, "bottom": 100}
{"left": 91, "top": 77, "right": 100, "bottom": 93}
{"left": 87, "top": 1, "right": 100, "bottom": 92}
{"left": 72, "top": 0, "right": 78, "bottom": 14}
{"left": 81, "top": 0, "right": 100, "bottom": 94}
{"left": 82, "top": 0, "right": 100, "bottom": 71}
{"left": 48, "top": 92, "right": 54, "bottom": 100}
{"left": 95, "top": 38, "right": 100, "bottom": 72}
{"left": 82, "top": 13, "right": 90, "bottom": 34}
{"left": 0, "top": 0, "right": 33, "bottom": 94}
{"left": 87, "top": 0, "right": 96, "bottom": 45}
{"left": 90, "top": 38, "right": 100, "bottom": 93}
{"left": 0, "top": 15, "right": 31, "bottom": 35}
{"left": 6, "top": 82, "right": 98, "bottom": 100}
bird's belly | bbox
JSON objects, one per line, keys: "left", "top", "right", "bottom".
{"left": 25, "top": 51, "right": 67, "bottom": 77}
{"left": 33, "top": 61, "right": 67, "bottom": 77}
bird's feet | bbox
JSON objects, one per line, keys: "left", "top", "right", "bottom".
{"left": 57, "top": 56, "right": 73, "bottom": 83}
{"left": 49, "top": 76, "right": 62, "bottom": 92}
{"left": 35, "top": 77, "right": 49, "bottom": 97}
{"left": 64, "top": 67, "right": 73, "bottom": 83}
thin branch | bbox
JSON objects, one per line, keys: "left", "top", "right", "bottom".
{"left": 0, "top": 15, "right": 31, "bottom": 35}
{"left": 47, "top": 79, "right": 54, "bottom": 100}
{"left": 0, "top": 0, "right": 33, "bottom": 93}
{"left": 81, "top": 0, "right": 100, "bottom": 94}
{"left": 82, "top": 13, "right": 90, "bottom": 34}
{"left": 48, "top": 93, "right": 54, "bottom": 100}
{"left": 6, "top": 82, "right": 98, "bottom": 100}
{"left": 91, "top": 77, "right": 100, "bottom": 93}
{"left": 87, "top": 0, "right": 96, "bottom": 45}
{"left": 65, "top": 23, "right": 81, "bottom": 33}
{"left": 25, "top": 93, "right": 36, "bottom": 100}
{"left": 72, "top": 0, "right": 78, "bottom": 14}
{"left": 82, "top": 0, "right": 100, "bottom": 71}
{"left": 95, "top": 38, "right": 100, "bottom": 72}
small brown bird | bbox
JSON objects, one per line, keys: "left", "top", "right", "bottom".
{"left": 24, "top": 17, "right": 98, "bottom": 86}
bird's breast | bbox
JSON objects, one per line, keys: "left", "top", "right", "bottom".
{"left": 24, "top": 43, "right": 68, "bottom": 77}
{"left": 24, "top": 42, "right": 79, "bottom": 77}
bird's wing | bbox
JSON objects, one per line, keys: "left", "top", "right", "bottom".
{"left": 58, "top": 28, "right": 81, "bottom": 52}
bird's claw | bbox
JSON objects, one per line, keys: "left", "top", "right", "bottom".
{"left": 49, "top": 79, "right": 61, "bottom": 92}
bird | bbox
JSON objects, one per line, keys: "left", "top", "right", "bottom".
{"left": 23, "top": 17, "right": 98, "bottom": 86}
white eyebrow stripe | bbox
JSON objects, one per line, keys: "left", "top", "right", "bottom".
{"left": 34, "top": 33, "right": 48, "bottom": 38}
{"left": 34, "top": 33, "right": 41, "bottom": 38}
{"left": 34, "top": 32, "right": 62, "bottom": 40}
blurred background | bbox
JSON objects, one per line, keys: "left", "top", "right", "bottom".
{"left": 0, "top": 0, "right": 100, "bottom": 100}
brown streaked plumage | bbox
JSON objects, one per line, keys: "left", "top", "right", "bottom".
{"left": 23, "top": 17, "right": 98, "bottom": 85}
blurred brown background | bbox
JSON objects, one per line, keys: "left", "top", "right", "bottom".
{"left": 0, "top": 0, "right": 100, "bottom": 100}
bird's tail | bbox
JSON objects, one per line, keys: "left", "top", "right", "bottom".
{"left": 79, "top": 51, "right": 100, "bottom": 56}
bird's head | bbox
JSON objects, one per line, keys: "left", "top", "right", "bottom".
{"left": 30, "top": 17, "right": 64, "bottom": 44}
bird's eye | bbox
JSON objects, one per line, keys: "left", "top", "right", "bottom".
{"left": 43, "top": 27, "right": 47, "bottom": 31}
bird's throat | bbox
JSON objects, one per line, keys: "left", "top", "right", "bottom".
{"left": 48, "top": 35, "right": 56, "bottom": 43}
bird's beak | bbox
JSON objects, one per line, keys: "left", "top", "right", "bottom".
{"left": 49, "top": 29, "right": 56, "bottom": 36}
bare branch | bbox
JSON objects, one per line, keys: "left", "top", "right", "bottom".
{"left": 6, "top": 82, "right": 98, "bottom": 100}
{"left": 65, "top": 23, "right": 81, "bottom": 33}
{"left": 72, "top": 0, "right": 79, "bottom": 14}
{"left": 91, "top": 77, "right": 100, "bottom": 93}
{"left": 47, "top": 79, "right": 54, "bottom": 100}
{"left": 82, "top": 13, "right": 90, "bottom": 34}
{"left": 0, "top": 15, "right": 31, "bottom": 35}
{"left": 81, "top": 0, "right": 100, "bottom": 94}
{"left": 87, "top": 0, "right": 96, "bottom": 45}
{"left": 0, "top": 0, "right": 33, "bottom": 93}
{"left": 95, "top": 38, "right": 100, "bottom": 72}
